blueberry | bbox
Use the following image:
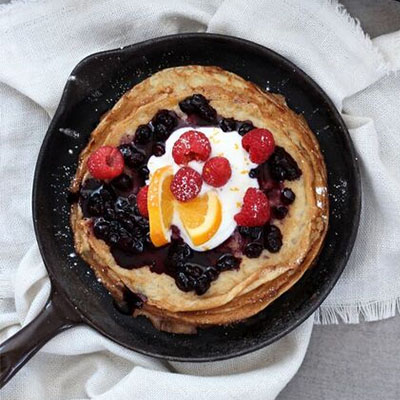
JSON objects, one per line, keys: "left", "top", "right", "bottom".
{"left": 173, "top": 260, "right": 216, "bottom": 295}
{"left": 191, "top": 94, "right": 208, "bottom": 108}
{"left": 120, "top": 216, "right": 135, "bottom": 231}
{"left": 129, "top": 226, "right": 143, "bottom": 240}
{"left": 136, "top": 216, "right": 149, "bottom": 231}
{"left": 116, "top": 223, "right": 130, "bottom": 236}
{"left": 244, "top": 242, "right": 263, "bottom": 258}
{"left": 182, "top": 263, "right": 202, "bottom": 278}
{"left": 118, "top": 144, "right": 145, "bottom": 168}
{"left": 109, "top": 220, "right": 121, "bottom": 230}
{"left": 93, "top": 218, "right": 110, "bottom": 240}
{"left": 178, "top": 94, "right": 217, "bottom": 124}
{"left": 249, "top": 168, "right": 259, "bottom": 179}
{"left": 176, "top": 272, "right": 193, "bottom": 292}
{"left": 179, "top": 243, "right": 193, "bottom": 258}
{"left": 118, "top": 143, "right": 133, "bottom": 158}
{"left": 131, "top": 151, "right": 146, "bottom": 167}
{"left": 152, "top": 110, "right": 177, "bottom": 131}
{"left": 80, "top": 179, "right": 102, "bottom": 199}
{"left": 195, "top": 274, "right": 211, "bottom": 295}
{"left": 118, "top": 143, "right": 145, "bottom": 167}
{"left": 116, "top": 211, "right": 130, "bottom": 223}
{"left": 238, "top": 226, "right": 251, "bottom": 237}
{"left": 198, "top": 104, "right": 217, "bottom": 123}
{"left": 87, "top": 193, "right": 104, "bottom": 216}
{"left": 268, "top": 146, "right": 302, "bottom": 181}
{"left": 219, "top": 118, "right": 237, "bottom": 132}
{"left": 168, "top": 242, "right": 192, "bottom": 267}
{"left": 99, "top": 186, "right": 114, "bottom": 202}
{"left": 145, "top": 232, "right": 154, "bottom": 247}
{"left": 216, "top": 253, "right": 240, "bottom": 271}
{"left": 152, "top": 142, "right": 165, "bottom": 157}
{"left": 114, "top": 197, "right": 131, "bottom": 212}
{"left": 251, "top": 227, "right": 263, "bottom": 240}
{"left": 179, "top": 97, "right": 196, "bottom": 114}
{"left": 127, "top": 194, "right": 137, "bottom": 204}
{"left": 238, "top": 122, "right": 254, "bottom": 136}
{"left": 140, "top": 165, "right": 150, "bottom": 180}
{"left": 153, "top": 123, "right": 170, "bottom": 141}
{"left": 111, "top": 173, "right": 133, "bottom": 192}
{"left": 134, "top": 124, "right": 152, "bottom": 145}
{"left": 272, "top": 205, "right": 288, "bottom": 220}
{"left": 281, "top": 188, "right": 296, "bottom": 205}
{"left": 238, "top": 226, "right": 263, "bottom": 240}
{"left": 109, "top": 220, "right": 140, "bottom": 252}
{"left": 108, "top": 232, "right": 120, "bottom": 246}
{"left": 132, "top": 204, "right": 141, "bottom": 216}
{"left": 116, "top": 235, "right": 134, "bottom": 252}
{"left": 264, "top": 224, "right": 283, "bottom": 253}
{"left": 131, "top": 239, "right": 144, "bottom": 254}
{"left": 204, "top": 266, "right": 219, "bottom": 281}
{"left": 106, "top": 198, "right": 149, "bottom": 237}
{"left": 179, "top": 94, "right": 208, "bottom": 113}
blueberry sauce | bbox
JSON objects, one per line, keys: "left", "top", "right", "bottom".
{"left": 73, "top": 94, "right": 302, "bottom": 296}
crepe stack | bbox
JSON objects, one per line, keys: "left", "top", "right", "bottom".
{"left": 70, "top": 66, "right": 328, "bottom": 334}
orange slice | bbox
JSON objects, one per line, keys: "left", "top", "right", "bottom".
{"left": 148, "top": 165, "right": 174, "bottom": 247}
{"left": 177, "top": 191, "right": 222, "bottom": 246}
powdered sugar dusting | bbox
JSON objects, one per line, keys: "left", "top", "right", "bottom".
{"left": 59, "top": 128, "right": 80, "bottom": 139}
{"left": 170, "top": 167, "right": 202, "bottom": 202}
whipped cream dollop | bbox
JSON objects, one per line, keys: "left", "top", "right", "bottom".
{"left": 147, "top": 127, "right": 259, "bottom": 251}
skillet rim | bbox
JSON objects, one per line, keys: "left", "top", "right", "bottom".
{"left": 32, "top": 32, "right": 361, "bottom": 362}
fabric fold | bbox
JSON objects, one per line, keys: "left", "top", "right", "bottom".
{"left": 373, "top": 31, "right": 400, "bottom": 71}
{"left": 1, "top": 0, "right": 400, "bottom": 398}
{"left": 315, "top": 73, "right": 400, "bottom": 324}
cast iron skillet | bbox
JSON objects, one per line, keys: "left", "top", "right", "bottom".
{"left": 0, "top": 33, "right": 361, "bottom": 388}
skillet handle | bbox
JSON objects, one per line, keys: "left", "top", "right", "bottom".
{"left": 0, "top": 288, "right": 81, "bottom": 389}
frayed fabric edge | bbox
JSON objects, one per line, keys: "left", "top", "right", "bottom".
{"left": 0, "top": 0, "right": 393, "bottom": 78}
{"left": 315, "top": 298, "right": 400, "bottom": 324}
{"left": 323, "top": 0, "right": 391, "bottom": 75}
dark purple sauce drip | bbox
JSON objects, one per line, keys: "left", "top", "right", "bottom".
{"left": 74, "top": 94, "right": 302, "bottom": 296}
{"left": 113, "top": 289, "right": 146, "bottom": 314}
{"left": 112, "top": 242, "right": 217, "bottom": 273}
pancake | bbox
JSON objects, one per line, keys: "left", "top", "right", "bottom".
{"left": 70, "top": 65, "right": 328, "bottom": 334}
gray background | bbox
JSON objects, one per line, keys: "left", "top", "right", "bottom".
{"left": 0, "top": 0, "right": 399, "bottom": 399}
{"left": 279, "top": 2, "right": 400, "bottom": 399}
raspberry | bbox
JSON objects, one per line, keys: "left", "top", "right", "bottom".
{"left": 234, "top": 188, "right": 270, "bottom": 227}
{"left": 137, "top": 185, "right": 149, "bottom": 217}
{"left": 170, "top": 167, "right": 203, "bottom": 202}
{"left": 202, "top": 157, "right": 232, "bottom": 187}
{"left": 87, "top": 146, "right": 124, "bottom": 180}
{"left": 172, "top": 130, "right": 211, "bottom": 165}
{"left": 242, "top": 128, "right": 275, "bottom": 164}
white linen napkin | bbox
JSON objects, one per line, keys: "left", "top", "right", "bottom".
{"left": 0, "top": 0, "right": 399, "bottom": 399}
